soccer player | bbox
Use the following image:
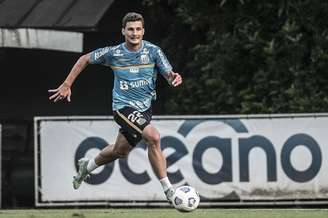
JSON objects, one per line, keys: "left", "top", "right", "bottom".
{"left": 48, "top": 12, "right": 182, "bottom": 202}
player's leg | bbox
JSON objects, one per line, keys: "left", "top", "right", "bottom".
{"left": 142, "top": 124, "right": 166, "bottom": 178}
{"left": 142, "top": 124, "right": 175, "bottom": 201}
{"left": 73, "top": 132, "right": 132, "bottom": 189}
{"left": 94, "top": 132, "right": 132, "bottom": 166}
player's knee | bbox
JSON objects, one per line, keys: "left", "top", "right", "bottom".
{"left": 147, "top": 132, "right": 161, "bottom": 149}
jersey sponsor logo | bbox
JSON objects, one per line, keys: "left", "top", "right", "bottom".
{"left": 94, "top": 47, "right": 110, "bottom": 60}
{"left": 119, "top": 81, "right": 129, "bottom": 90}
{"left": 130, "top": 79, "right": 150, "bottom": 88}
{"left": 119, "top": 79, "right": 150, "bottom": 90}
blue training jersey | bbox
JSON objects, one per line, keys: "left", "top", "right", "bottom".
{"left": 90, "top": 40, "right": 172, "bottom": 112}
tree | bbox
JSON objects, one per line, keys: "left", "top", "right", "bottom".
{"left": 144, "top": 0, "right": 328, "bottom": 114}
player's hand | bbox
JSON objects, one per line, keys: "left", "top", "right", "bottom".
{"left": 169, "top": 71, "right": 182, "bottom": 87}
{"left": 48, "top": 82, "right": 72, "bottom": 102}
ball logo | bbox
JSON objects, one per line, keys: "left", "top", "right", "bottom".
{"left": 188, "top": 197, "right": 196, "bottom": 207}
{"left": 180, "top": 187, "right": 191, "bottom": 193}
{"left": 174, "top": 197, "right": 183, "bottom": 205}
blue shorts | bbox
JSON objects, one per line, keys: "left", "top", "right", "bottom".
{"left": 113, "top": 107, "right": 152, "bottom": 146}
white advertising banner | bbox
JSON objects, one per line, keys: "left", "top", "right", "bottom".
{"left": 35, "top": 115, "right": 328, "bottom": 206}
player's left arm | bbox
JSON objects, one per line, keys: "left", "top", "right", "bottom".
{"left": 154, "top": 47, "right": 182, "bottom": 87}
{"left": 164, "top": 71, "right": 183, "bottom": 87}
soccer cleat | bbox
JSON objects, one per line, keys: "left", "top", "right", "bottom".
{"left": 73, "top": 158, "right": 90, "bottom": 190}
{"left": 165, "top": 187, "right": 176, "bottom": 203}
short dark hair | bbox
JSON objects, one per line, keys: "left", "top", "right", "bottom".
{"left": 122, "top": 12, "right": 144, "bottom": 28}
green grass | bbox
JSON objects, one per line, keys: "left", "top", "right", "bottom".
{"left": 0, "top": 208, "right": 327, "bottom": 218}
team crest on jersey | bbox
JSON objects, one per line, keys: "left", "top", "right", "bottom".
{"left": 140, "top": 54, "right": 149, "bottom": 64}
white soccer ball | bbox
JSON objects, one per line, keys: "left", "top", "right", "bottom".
{"left": 172, "top": 186, "right": 200, "bottom": 212}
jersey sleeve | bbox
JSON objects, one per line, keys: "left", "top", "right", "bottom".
{"left": 89, "top": 46, "right": 112, "bottom": 66}
{"left": 154, "top": 48, "right": 173, "bottom": 75}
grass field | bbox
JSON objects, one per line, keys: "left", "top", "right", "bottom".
{"left": 0, "top": 208, "right": 327, "bottom": 218}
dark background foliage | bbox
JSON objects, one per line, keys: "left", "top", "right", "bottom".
{"left": 143, "top": 0, "right": 328, "bottom": 114}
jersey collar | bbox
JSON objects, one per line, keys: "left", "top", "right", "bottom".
{"left": 123, "top": 40, "right": 144, "bottom": 53}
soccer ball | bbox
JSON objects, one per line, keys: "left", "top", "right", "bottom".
{"left": 172, "top": 186, "right": 200, "bottom": 212}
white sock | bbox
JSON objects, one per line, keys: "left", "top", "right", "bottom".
{"left": 86, "top": 158, "right": 99, "bottom": 173}
{"left": 160, "top": 177, "right": 173, "bottom": 192}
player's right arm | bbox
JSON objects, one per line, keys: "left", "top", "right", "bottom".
{"left": 49, "top": 46, "right": 112, "bottom": 102}
{"left": 48, "top": 53, "right": 91, "bottom": 102}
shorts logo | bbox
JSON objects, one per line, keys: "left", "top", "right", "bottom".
{"left": 136, "top": 117, "right": 147, "bottom": 125}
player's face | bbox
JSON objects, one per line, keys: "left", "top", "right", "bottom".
{"left": 122, "top": 21, "right": 144, "bottom": 48}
